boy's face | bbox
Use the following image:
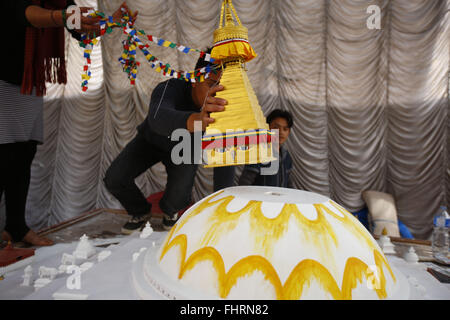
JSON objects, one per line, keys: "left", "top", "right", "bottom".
{"left": 270, "top": 117, "right": 290, "bottom": 145}
{"left": 191, "top": 71, "right": 222, "bottom": 109}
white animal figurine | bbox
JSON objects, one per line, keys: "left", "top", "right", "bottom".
{"left": 38, "top": 266, "right": 59, "bottom": 280}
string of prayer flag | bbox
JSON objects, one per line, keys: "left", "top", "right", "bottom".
{"left": 79, "top": 10, "right": 218, "bottom": 91}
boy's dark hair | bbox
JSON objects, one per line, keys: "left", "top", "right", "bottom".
{"left": 194, "top": 47, "right": 214, "bottom": 71}
{"left": 266, "top": 109, "right": 294, "bottom": 128}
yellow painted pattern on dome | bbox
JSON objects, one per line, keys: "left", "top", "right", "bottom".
{"left": 160, "top": 233, "right": 395, "bottom": 300}
{"left": 374, "top": 248, "right": 396, "bottom": 283}
{"left": 180, "top": 246, "right": 226, "bottom": 291}
{"left": 170, "top": 191, "right": 338, "bottom": 258}
{"left": 158, "top": 191, "right": 397, "bottom": 299}
{"left": 283, "top": 259, "right": 342, "bottom": 300}
{"left": 224, "top": 255, "right": 283, "bottom": 299}
{"left": 204, "top": 199, "right": 339, "bottom": 258}
{"left": 341, "top": 249, "right": 396, "bottom": 299}
{"left": 159, "top": 233, "right": 187, "bottom": 276}
{"left": 341, "top": 257, "right": 371, "bottom": 299}
{"left": 200, "top": 199, "right": 258, "bottom": 247}
{"left": 325, "top": 201, "right": 381, "bottom": 252}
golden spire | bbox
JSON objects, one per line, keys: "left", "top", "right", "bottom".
{"left": 224, "top": 1, "right": 233, "bottom": 26}
{"left": 211, "top": 0, "right": 256, "bottom": 64}
{"left": 202, "top": 0, "right": 275, "bottom": 168}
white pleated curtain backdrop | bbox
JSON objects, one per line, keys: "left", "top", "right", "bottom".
{"left": 21, "top": 0, "right": 449, "bottom": 240}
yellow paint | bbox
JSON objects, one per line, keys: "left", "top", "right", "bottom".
{"left": 158, "top": 191, "right": 397, "bottom": 299}
{"left": 180, "top": 246, "right": 226, "bottom": 289}
{"left": 326, "top": 201, "right": 381, "bottom": 252}
{"left": 159, "top": 233, "right": 187, "bottom": 278}
{"left": 168, "top": 192, "right": 338, "bottom": 259}
{"left": 341, "top": 250, "right": 396, "bottom": 299}
{"left": 161, "top": 240, "right": 283, "bottom": 299}
{"left": 160, "top": 233, "right": 394, "bottom": 300}
{"left": 223, "top": 255, "right": 283, "bottom": 299}
{"left": 283, "top": 259, "right": 342, "bottom": 300}
{"left": 341, "top": 257, "right": 371, "bottom": 299}
{"left": 160, "top": 223, "right": 179, "bottom": 255}
{"left": 374, "top": 248, "right": 396, "bottom": 284}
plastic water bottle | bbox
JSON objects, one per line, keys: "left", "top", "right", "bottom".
{"left": 431, "top": 206, "right": 449, "bottom": 263}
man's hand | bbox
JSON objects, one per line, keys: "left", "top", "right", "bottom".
{"left": 187, "top": 85, "right": 227, "bottom": 132}
{"left": 76, "top": 7, "right": 101, "bottom": 36}
{"left": 75, "top": 2, "right": 137, "bottom": 37}
{"left": 112, "top": 2, "right": 138, "bottom": 26}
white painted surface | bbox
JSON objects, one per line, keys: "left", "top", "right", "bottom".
{"left": 0, "top": 231, "right": 449, "bottom": 299}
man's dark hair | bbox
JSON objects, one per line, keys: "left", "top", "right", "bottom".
{"left": 266, "top": 109, "right": 294, "bottom": 128}
{"left": 194, "top": 47, "right": 214, "bottom": 71}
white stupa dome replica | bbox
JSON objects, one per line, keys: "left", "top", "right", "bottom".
{"left": 132, "top": 186, "right": 409, "bottom": 299}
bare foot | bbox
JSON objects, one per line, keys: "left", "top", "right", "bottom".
{"left": 22, "top": 230, "right": 54, "bottom": 246}
{"left": 1, "top": 231, "right": 12, "bottom": 242}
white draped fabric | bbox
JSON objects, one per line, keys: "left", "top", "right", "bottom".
{"left": 17, "top": 0, "right": 449, "bottom": 239}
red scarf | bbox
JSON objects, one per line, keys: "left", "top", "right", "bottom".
{"left": 21, "top": 0, "right": 68, "bottom": 96}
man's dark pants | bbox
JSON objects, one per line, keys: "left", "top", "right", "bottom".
{"left": 103, "top": 133, "right": 197, "bottom": 218}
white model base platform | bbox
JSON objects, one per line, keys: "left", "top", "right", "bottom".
{"left": 0, "top": 231, "right": 449, "bottom": 299}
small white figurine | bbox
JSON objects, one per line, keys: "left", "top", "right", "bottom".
{"left": 377, "top": 228, "right": 396, "bottom": 254}
{"left": 73, "top": 234, "right": 96, "bottom": 260}
{"left": 97, "top": 250, "right": 112, "bottom": 262}
{"left": 403, "top": 246, "right": 419, "bottom": 263}
{"left": 132, "top": 252, "right": 140, "bottom": 262}
{"left": 21, "top": 265, "right": 33, "bottom": 287}
{"left": 140, "top": 222, "right": 153, "bottom": 239}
